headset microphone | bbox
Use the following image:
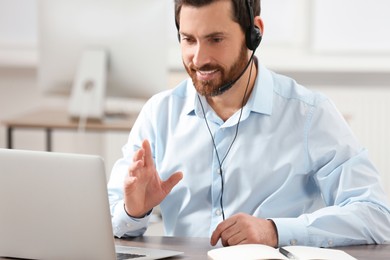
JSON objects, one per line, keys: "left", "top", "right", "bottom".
{"left": 217, "top": 50, "right": 256, "bottom": 94}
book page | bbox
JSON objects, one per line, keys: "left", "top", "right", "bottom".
{"left": 208, "top": 244, "right": 288, "bottom": 260}
{"left": 284, "top": 246, "right": 357, "bottom": 260}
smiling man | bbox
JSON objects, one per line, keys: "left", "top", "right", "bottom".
{"left": 108, "top": 0, "right": 390, "bottom": 248}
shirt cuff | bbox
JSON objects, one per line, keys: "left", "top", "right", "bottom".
{"left": 270, "top": 217, "right": 309, "bottom": 247}
{"left": 111, "top": 201, "right": 151, "bottom": 238}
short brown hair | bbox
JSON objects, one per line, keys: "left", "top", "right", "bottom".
{"left": 174, "top": 0, "right": 261, "bottom": 34}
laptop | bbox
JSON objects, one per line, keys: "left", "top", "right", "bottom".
{"left": 0, "top": 148, "right": 182, "bottom": 260}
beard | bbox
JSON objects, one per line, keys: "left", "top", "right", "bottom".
{"left": 183, "top": 43, "right": 249, "bottom": 97}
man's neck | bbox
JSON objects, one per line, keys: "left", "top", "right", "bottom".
{"left": 207, "top": 63, "right": 257, "bottom": 121}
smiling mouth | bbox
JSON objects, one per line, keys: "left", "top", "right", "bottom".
{"left": 198, "top": 69, "right": 218, "bottom": 75}
{"left": 196, "top": 69, "right": 219, "bottom": 81}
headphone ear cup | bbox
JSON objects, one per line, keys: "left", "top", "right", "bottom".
{"left": 246, "top": 26, "right": 262, "bottom": 51}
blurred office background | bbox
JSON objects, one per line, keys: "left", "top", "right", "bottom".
{"left": 1, "top": 0, "right": 390, "bottom": 205}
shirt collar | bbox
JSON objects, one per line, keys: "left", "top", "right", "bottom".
{"left": 247, "top": 61, "right": 273, "bottom": 116}
{"left": 183, "top": 79, "right": 199, "bottom": 116}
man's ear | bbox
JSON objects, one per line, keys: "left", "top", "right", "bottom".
{"left": 254, "top": 16, "right": 264, "bottom": 36}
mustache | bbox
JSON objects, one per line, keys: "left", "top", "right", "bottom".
{"left": 189, "top": 63, "right": 222, "bottom": 72}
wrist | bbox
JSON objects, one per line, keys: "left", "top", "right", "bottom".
{"left": 267, "top": 219, "right": 279, "bottom": 247}
{"left": 123, "top": 203, "right": 152, "bottom": 219}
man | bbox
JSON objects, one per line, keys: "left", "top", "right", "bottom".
{"left": 108, "top": 0, "right": 390, "bottom": 248}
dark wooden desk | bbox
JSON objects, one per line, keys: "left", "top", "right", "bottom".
{"left": 0, "top": 236, "right": 388, "bottom": 259}
{"left": 2, "top": 109, "right": 136, "bottom": 151}
{"left": 116, "top": 236, "right": 390, "bottom": 260}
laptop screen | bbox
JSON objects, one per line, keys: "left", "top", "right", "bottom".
{"left": 0, "top": 149, "right": 116, "bottom": 260}
{"left": 0, "top": 149, "right": 183, "bottom": 260}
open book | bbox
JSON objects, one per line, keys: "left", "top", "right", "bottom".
{"left": 207, "top": 244, "right": 357, "bottom": 260}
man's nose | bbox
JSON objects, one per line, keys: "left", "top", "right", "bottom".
{"left": 192, "top": 43, "right": 212, "bottom": 68}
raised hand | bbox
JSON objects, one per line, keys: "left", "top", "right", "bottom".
{"left": 123, "top": 139, "right": 183, "bottom": 218}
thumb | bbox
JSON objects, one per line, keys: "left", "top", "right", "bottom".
{"left": 162, "top": 171, "right": 183, "bottom": 194}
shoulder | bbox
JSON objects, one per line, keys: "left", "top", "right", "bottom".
{"left": 266, "top": 68, "right": 328, "bottom": 108}
{"left": 141, "top": 78, "right": 194, "bottom": 115}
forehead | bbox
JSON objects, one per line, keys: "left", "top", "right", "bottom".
{"left": 179, "top": 1, "right": 238, "bottom": 35}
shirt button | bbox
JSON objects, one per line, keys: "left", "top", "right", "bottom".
{"left": 126, "top": 223, "right": 132, "bottom": 228}
{"left": 328, "top": 240, "right": 334, "bottom": 247}
{"left": 290, "top": 239, "right": 297, "bottom": 245}
{"left": 217, "top": 168, "right": 222, "bottom": 174}
{"left": 215, "top": 209, "right": 222, "bottom": 216}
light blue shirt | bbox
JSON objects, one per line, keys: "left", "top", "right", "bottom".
{"left": 108, "top": 63, "right": 390, "bottom": 247}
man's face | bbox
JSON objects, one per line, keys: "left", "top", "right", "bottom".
{"left": 179, "top": 1, "right": 249, "bottom": 97}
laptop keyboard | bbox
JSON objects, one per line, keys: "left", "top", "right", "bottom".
{"left": 116, "top": 252, "right": 146, "bottom": 259}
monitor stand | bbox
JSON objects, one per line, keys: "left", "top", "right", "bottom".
{"left": 68, "top": 49, "right": 107, "bottom": 121}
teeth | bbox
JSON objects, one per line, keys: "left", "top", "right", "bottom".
{"left": 199, "top": 69, "right": 217, "bottom": 75}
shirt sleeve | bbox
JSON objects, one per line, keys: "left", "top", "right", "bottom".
{"left": 272, "top": 98, "right": 390, "bottom": 247}
{"left": 107, "top": 100, "right": 156, "bottom": 238}
{"left": 111, "top": 198, "right": 151, "bottom": 238}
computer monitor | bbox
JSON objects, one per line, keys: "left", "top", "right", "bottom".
{"left": 37, "top": 0, "right": 169, "bottom": 119}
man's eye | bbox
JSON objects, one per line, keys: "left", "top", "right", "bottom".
{"left": 182, "top": 38, "right": 195, "bottom": 44}
{"left": 182, "top": 37, "right": 195, "bottom": 44}
{"left": 212, "top": 38, "right": 223, "bottom": 43}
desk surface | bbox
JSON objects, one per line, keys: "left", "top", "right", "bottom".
{"left": 2, "top": 108, "right": 136, "bottom": 131}
{"left": 0, "top": 236, "right": 388, "bottom": 259}
{"left": 116, "top": 236, "right": 390, "bottom": 260}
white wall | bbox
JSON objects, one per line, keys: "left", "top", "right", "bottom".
{"left": 1, "top": 0, "right": 390, "bottom": 199}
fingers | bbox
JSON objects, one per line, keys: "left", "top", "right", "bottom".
{"left": 141, "top": 139, "right": 155, "bottom": 168}
{"left": 128, "top": 159, "right": 144, "bottom": 174}
{"left": 210, "top": 215, "right": 279, "bottom": 247}
{"left": 210, "top": 218, "right": 236, "bottom": 246}
{"left": 130, "top": 145, "right": 145, "bottom": 174}
{"left": 161, "top": 171, "right": 183, "bottom": 195}
{"left": 129, "top": 140, "right": 150, "bottom": 175}
{"left": 226, "top": 232, "right": 246, "bottom": 246}
{"left": 211, "top": 216, "right": 249, "bottom": 247}
{"left": 133, "top": 146, "right": 144, "bottom": 162}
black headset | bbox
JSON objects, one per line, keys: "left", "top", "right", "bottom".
{"left": 176, "top": 0, "right": 262, "bottom": 51}
{"left": 245, "top": 0, "right": 262, "bottom": 51}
